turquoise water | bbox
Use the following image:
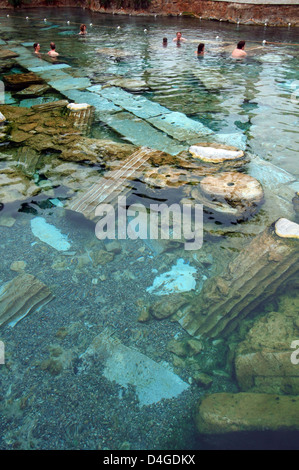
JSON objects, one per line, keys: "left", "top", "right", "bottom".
{"left": 1, "top": 8, "right": 298, "bottom": 173}
{"left": 0, "top": 8, "right": 298, "bottom": 450}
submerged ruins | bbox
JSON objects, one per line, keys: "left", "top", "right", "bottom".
{"left": 0, "top": 6, "right": 298, "bottom": 450}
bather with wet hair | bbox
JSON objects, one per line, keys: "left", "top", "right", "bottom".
{"left": 197, "top": 43, "right": 205, "bottom": 56}
{"left": 232, "top": 40, "right": 247, "bottom": 58}
{"left": 33, "top": 43, "right": 41, "bottom": 54}
{"left": 48, "top": 42, "right": 59, "bottom": 57}
{"left": 79, "top": 24, "right": 87, "bottom": 35}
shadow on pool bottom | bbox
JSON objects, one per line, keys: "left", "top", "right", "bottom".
{"left": 196, "top": 430, "right": 299, "bottom": 450}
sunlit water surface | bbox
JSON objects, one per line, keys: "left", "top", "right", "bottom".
{"left": 0, "top": 8, "right": 298, "bottom": 450}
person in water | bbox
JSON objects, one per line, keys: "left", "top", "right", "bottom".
{"left": 79, "top": 24, "right": 87, "bottom": 35}
{"left": 232, "top": 40, "right": 247, "bottom": 58}
{"left": 196, "top": 43, "right": 205, "bottom": 56}
{"left": 33, "top": 43, "right": 41, "bottom": 54}
{"left": 173, "top": 32, "right": 187, "bottom": 42}
{"left": 162, "top": 37, "right": 168, "bottom": 47}
{"left": 48, "top": 42, "right": 59, "bottom": 57}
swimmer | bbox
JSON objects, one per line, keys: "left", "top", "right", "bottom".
{"left": 232, "top": 40, "right": 247, "bottom": 58}
{"left": 33, "top": 43, "right": 41, "bottom": 54}
{"left": 79, "top": 24, "right": 87, "bottom": 35}
{"left": 196, "top": 43, "right": 205, "bottom": 56}
{"left": 162, "top": 37, "right": 168, "bottom": 47}
{"left": 48, "top": 42, "right": 59, "bottom": 57}
{"left": 173, "top": 32, "right": 187, "bottom": 43}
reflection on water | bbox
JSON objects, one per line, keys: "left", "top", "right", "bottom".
{"left": 0, "top": 8, "right": 298, "bottom": 450}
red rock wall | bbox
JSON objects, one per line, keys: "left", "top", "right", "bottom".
{"left": 0, "top": 0, "right": 298, "bottom": 26}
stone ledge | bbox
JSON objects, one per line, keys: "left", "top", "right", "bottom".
{"left": 196, "top": 392, "right": 299, "bottom": 434}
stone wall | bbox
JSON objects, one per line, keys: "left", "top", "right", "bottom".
{"left": 149, "top": 0, "right": 299, "bottom": 25}
{"left": 0, "top": 0, "right": 298, "bottom": 26}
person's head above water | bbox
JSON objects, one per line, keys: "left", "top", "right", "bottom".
{"left": 163, "top": 37, "right": 168, "bottom": 46}
{"left": 48, "top": 42, "right": 59, "bottom": 57}
{"left": 33, "top": 43, "right": 40, "bottom": 53}
{"left": 80, "top": 24, "right": 87, "bottom": 34}
{"left": 197, "top": 43, "right": 205, "bottom": 55}
{"left": 237, "top": 40, "right": 246, "bottom": 50}
{"left": 232, "top": 40, "right": 247, "bottom": 58}
{"left": 173, "top": 31, "right": 186, "bottom": 42}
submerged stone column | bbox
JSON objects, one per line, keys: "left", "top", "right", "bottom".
{"left": 178, "top": 218, "right": 299, "bottom": 338}
{"left": 66, "top": 103, "right": 95, "bottom": 135}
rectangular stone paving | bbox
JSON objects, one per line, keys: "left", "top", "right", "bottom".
{"left": 98, "top": 86, "right": 171, "bottom": 120}
{"left": 30, "top": 63, "right": 71, "bottom": 73}
{"left": 48, "top": 76, "right": 91, "bottom": 92}
{"left": 9, "top": 48, "right": 247, "bottom": 155}
{"left": 97, "top": 86, "right": 214, "bottom": 140}
{"left": 63, "top": 89, "right": 121, "bottom": 113}
{"left": 148, "top": 111, "right": 213, "bottom": 141}
{"left": 36, "top": 69, "right": 72, "bottom": 81}
{"left": 101, "top": 112, "right": 186, "bottom": 155}
{"left": 86, "top": 85, "right": 103, "bottom": 93}
{"left": 249, "top": 155, "right": 296, "bottom": 189}
{"left": 213, "top": 132, "right": 247, "bottom": 150}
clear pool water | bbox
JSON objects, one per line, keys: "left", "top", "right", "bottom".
{"left": 1, "top": 8, "right": 298, "bottom": 174}
{"left": 0, "top": 8, "right": 298, "bottom": 450}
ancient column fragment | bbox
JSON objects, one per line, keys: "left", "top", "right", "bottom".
{"left": 178, "top": 218, "right": 299, "bottom": 338}
{"left": 66, "top": 103, "right": 95, "bottom": 135}
{"left": 0, "top": 273, "right": 53, "bottom": 328}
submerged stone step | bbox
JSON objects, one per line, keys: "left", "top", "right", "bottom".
{"left": 101, "top": 112, "right": 186, "bottom": 155}
{"left": 0, "top": 49, "right": 19, "bottom": 59}
{"left": 249, "top": 155, "right": 296, "bottom": 189}
{"left": 86, "top": 85, "right": 102, "bottom": 93}
{"left": 98, "top": 86, "right": 214, "bottom": 141}
{"left": 5, "top": 45, "right": 32, "bottom": 56}
{"left": 20, "top": 58, "right": 51, "bottom": 70}
{"left": 3, "top": 72, "right": 45, "bottom": 91}
{"left": 48, "top": 76, "right": 91, "bottom": 92}
{"left": 214, "top": 133, "right": 247, "bottom": 151}
{"left": 63, "top": 89, "right": 121, "bottom": 113}
{"left": 36, "top": 68, "right": 72, "bottom": 81}
{"left": 31, "top": 63, "right": 71, "bottom": 73}
{"left": 147, "top": 111, "right": 213, "bottom": 141}
{"left": 98, "top": 86, "right": 171, "bottom": 120}
{"left": 15, "top": 83, "right": 51, "bottom": 98}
